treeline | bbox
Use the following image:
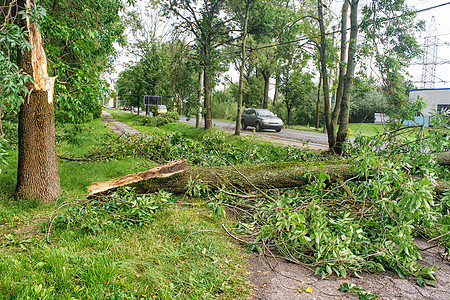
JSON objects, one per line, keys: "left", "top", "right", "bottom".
{"left": 115, "top": 0, "right": 422, "bottom": 137}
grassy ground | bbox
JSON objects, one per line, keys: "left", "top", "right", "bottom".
{"left": 288, "top": 123, "right": 387, "bottom": 137}
{"left": 0, "top": 117, "right": 250, "bottom": 299}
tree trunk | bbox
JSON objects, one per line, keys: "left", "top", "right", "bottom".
{"left": 334, "top": 0, "right": 359, "bottom": 154}
{"left": 330, "top": 0, "right": 349, "bottom": 142}
{"left": 88, "top": 155, "right": 450, "bottom": 196}
{"left": 197, "top": 70, "right": 204, "bottom": 128}
{"left": 262, "top": 69, "right": 270, "bottom": 109}
{"left": 273, "top": 74, "right": 280, "bottom": 106}
{"left": 317, "top": 0, "right": 333, "bottom": 149}
{"left": 204, "top": 64, "right": 213, "bottom": 129}
{"left": 235, "top": 1, "right": 250, "bottom": 136}
{"left": 316, "top": 74, "right": 321, "bottom": 129}
{"left": 435, "top": 152, "right": 450, "bottom": 165}
{"left": 15, "top": 90, "right": 61, "bottom": 201}
{"left": 14, "top": 0, "right": 61, "bottom": 202}
{"left": 286, "top": 105, "right": 291, "bottom": 127}
{"left": 132, "top": 162, "right": 356, "bottom": 194}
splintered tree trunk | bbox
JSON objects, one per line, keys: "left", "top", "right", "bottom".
{"left": 14, "top": 0, "right": 61, "bottom": 202}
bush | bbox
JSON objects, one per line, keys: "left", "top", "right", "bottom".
{"left": 136, "top": 111, "right": 180, "bottom": 127}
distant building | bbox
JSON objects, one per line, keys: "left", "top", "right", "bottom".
{"left": 406, "top": 88, "right": 450, "bottom": 127}
{"left": 373, "top": 88, "right": 449, "bottom": 126}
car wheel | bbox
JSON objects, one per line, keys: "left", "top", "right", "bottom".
{"left": 256, "top": 122, "right": 262, "bottom": 132}
{"left": 276, "top": 128, "right": 281, "bottom": 132}
{"left": 241, "top": 120, "right": 247, "bottom": 130}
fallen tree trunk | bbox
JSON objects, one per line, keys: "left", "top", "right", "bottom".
{"left": 131, "top": 161, "right": 357, "bottom": 194}
{"left": 89, "top": 159, "right": 450, "bottom": 196}
{"left": 435, "top": 152, "right": 450, "bottom": 166}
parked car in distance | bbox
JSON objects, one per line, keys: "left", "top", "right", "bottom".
{"left": 241, "top": 108, "right": 283, "bottom": 132}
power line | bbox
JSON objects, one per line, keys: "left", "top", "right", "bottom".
{"left": 415, "top": 1, "right": 450, "bottom": 14}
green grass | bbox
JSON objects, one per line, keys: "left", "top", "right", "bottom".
{"left": 288, "top": 123, "right": 387, "bottom": 137}
{"left": 0, "top": 116, "right": 251, "bottom": 299}
{"left": 0, "top": 203, "right": 248, "bottom": 299}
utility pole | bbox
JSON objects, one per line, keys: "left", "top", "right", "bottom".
{"left": 421, "top": 17, "right": 438, "bottom": 89}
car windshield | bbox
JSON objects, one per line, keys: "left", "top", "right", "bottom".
{"left": 257, "top": 109, "right": 275, "bottom": 117}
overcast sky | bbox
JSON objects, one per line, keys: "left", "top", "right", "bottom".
{"left": 111, "top": 0, "right": 450, "bottom": 90}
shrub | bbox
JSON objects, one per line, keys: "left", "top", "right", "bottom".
{"left": 136, "top": 111, "right": 180, "bottom": 127}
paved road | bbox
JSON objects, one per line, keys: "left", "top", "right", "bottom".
{"left": 106, "top": 109, "right": 330, "bottom": 150}
{"left": 179, "top": 116, "right": 329, "bottom": 150}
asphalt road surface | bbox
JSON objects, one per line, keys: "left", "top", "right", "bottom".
{"left": 179, "top": 116, "right": 329, "bottom": 150}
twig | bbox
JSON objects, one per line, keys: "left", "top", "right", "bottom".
{"left": 428, "top": 231, "right": 450, "bottom": 243}
{"left": 221, "top": 223, "right": 252, "bottom": 244}
{"left": 213, "top": 149, "right": 277, "bottom": 202}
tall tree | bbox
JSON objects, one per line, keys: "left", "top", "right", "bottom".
{"left": 161, "top": 0, "right": 231, "bottom": 129}
{"left": 318, "top": 0, "right": 360, "bottom": 153}
{"left": 317, "top": 0, "right": 423, "bottom": 154}
{"left": 227, "top": 0, "right": 253, "bottom": 135}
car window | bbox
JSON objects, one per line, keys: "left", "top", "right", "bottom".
{"left": 256, "top": 109, "right": 275, "bottom": 117}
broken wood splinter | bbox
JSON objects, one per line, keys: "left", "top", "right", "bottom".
{"left": 87, "top": 159, "right": 188, "bottom": 195}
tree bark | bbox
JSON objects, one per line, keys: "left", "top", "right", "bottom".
{"left": 262, "top": 68, "right": 270, "bottom": 109}
{"left": 124, "top": 160, "right": 450, "bottom": 196}
{"left": 334, "top": 0, "right": 359, "bottom": 154}
{"left": 329, "top": 0, "right": 349, "bottom": 145}
{"left": 204, "top": 64, "right": 213, "bottom": 129}
{"left": 316, "top": 73, "right": 322, "bottom": 129}
{"left": 317, "top": 0, "right": 332, "bottom": 148}
{"left": 15, "top": 90, "right": 61, "bottom": 201}
{"left": 132, "top": 162, "right": 356, "bottom": 194}
{"left": 14, "top": 0, "right": 61, "bottom": 202}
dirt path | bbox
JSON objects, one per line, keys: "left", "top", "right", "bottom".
{"left": 248, "top": 238, "right": 450, "bottom": 299}
{"left": 102, "top": 111, "right": 450, "bottom": 300}
{"left": 102, "top": 111, "right": 141, "bottom": 135}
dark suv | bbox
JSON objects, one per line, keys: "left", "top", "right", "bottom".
{"left": 241, "top": 108, "right": 283, "bottom": 132}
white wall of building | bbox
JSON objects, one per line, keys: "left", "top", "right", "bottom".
{"left": 409, "top": 88, "right": 450, "bottom": 116}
